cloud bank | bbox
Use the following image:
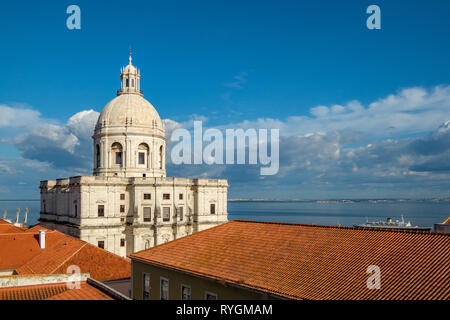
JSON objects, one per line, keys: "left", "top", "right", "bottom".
{"left": 1, "top": 85, "right": 449, "bottom": 199}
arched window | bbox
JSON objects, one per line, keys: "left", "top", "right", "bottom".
{"left": 111, "top": 142, "right": 123, "bottom": 166}
{"left": 159, "top": 146, "right": 164, "bottom": 169}
{"left": 131, "top": 79, "right": 134, "bottom": 87}
{"left": 138, "top": 143, "right": 149, "bottom": 166}
{"left": 126, "top": 79, "right": 129, "bottom": 87}
{"left": 96, "top": 144, "right": 101, "bottom": 168}
{"left": 145, "top": 240, "right": 151, "bottom": 249}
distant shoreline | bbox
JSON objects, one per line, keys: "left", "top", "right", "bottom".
{"left": 229, "top": 198, "right": 450, "bottom": 203}
{"left": 0, "top": 200, "right": 39, "bottom": 201}
{"left": 1, "top": 198, "right": 448, "bottom": 203}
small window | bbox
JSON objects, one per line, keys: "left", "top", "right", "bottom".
{"left": 74, "top": 204, "right": 78, "bottom": 217}
{"left": 98, "top": 241, "right": 105, "bottom": 249}
{"left": 139, "top": 152, "right": 145, "bottom": 165}
{"left": 43, "top": 200, "right": 46, "bottom": 213}
{"left": 132, "top": 79, "right": 135, "bottom": 87}
{"left": 210, "top": 203, "right": 216, "bottom": 215}
{"left": 205, "top": 292, "right": 217, "bottom": 300}
{"left": 181, "top": 285, "right": 191, "bottom": 300}
{"left": 115, "top": 152, "right": 122, "bottom": 165}
{"left": 179, "top": 207, "right": 183, "bottom": 221}
{"left": 143, "top": 273, "right": 150, "bottom": 300}
{"left": 143, "top": 207, "right": 151, "bottom": 222}
{"left": 98, "top": 205, "right": 105, "bottom": 217}
{"left": 160, "top": 278, "right": 169, "bottom": 300}
{"left": 96, "top": 144, "right": 100, "bottom": 168}
{"left": 126, "top": 79, "right": 129, "bottom": 87}
{"left": 120, "top": 239, "right": 125, "bottom": 247}
{"left": 120, "top": 205, "right": 125, "bottom": 213}
{"left": 179, "top": 193, "right": 183, "bottom": 200}
{"left": 120, "top": 193, "right": 125, "bottom": 200}
{"left": 163, "top": 207, "right": 170, "bottom": 222}
{"left": 144, "top": 193, "right": 151, "bottom": 200}
{"left": 163, "top": 193, "right": 170, "bottom": 200}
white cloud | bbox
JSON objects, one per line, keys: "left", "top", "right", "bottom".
{"left": 1, "top": 85, "right": 450, "bottom": 199}
{"left": 224, "top": 72, "right": 248, "bottom": 89}
{"left": 0, "top": 104, "right": 42, "bottom": 128}
{"left": 66, "top": 109, "right": 99, "bottom": 140}
{"left": 12, "top": 110, "right": 99, "bottom": 170}
{"left": 225, "top": 85, "right": 450, "bottom": 140}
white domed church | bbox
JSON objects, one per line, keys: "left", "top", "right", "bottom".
{"left": 39, "top": 55, "right": 228, "bottom": 257}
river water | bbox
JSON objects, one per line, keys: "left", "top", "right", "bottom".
{"left": 1, "top": 200, "right": 448, "bottom": 228}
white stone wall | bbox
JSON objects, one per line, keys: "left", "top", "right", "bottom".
{"left": 40, "top": 176, "right": 228, "bottom": 257}
{"left": 92, "top": 132, "right": 166, "bottom": 178}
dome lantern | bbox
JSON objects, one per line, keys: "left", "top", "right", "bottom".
{"left": 117, "top": 49, "right": 143, "bottom": 97}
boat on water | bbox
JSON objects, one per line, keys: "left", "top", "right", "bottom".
{"left": 353, "top": 216, "right": 431, "bottom": 231}
{"left": 2, "top": 208, "right": 28, "bottom": 228}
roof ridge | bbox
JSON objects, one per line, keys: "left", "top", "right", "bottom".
{"left": 16, "top": 237, "right": 87, "bottom": 275}
{"left": 49, "top": 242, "right": 88, "bottom": 274}
{"left": 46, "top": 228, "right": 130, "bottom": 262}
{"left": 130, "top": 220, "right": 231, "bottom": 257}
{"left": 80, "top": 236, "right": 131, "bottom": 263}
{"left": 232, "top": 219, "right": 448, "bottom": 236}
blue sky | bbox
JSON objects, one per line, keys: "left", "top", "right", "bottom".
{"left": 0, "top": 0, "right": 449, "bottom": 199}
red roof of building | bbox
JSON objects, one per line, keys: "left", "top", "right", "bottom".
{"left": 0, "top": 226, "right": 130, "bottom": 281}
{"left": 0, "top": 219, "right": 25, "bottom": 234}
{"left": 130, "top": 220, "right": 450, "bottom": 300}
{"left": 0, "top": 281, "right": 114, "bottom": 300}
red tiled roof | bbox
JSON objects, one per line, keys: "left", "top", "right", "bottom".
{"left": 0, "top": 226, "right": 130, "bottom": 281}
{"left": 130, "top": 220, "right": 450, "bottom": 300}
{"left": 0, "top": 219, "right": 25, "bottom": 234}
{"left": 0, "top": 281, "right": 113, "bottom": 300}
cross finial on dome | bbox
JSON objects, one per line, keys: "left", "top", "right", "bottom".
{"left": 129, "top": 47, "right": 132, "bottom": 65}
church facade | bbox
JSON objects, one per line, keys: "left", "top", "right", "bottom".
{"left": 39, "top": 56, "right": 228, "bottom": 257}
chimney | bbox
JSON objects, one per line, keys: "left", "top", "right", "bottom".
{"left": 39, "top": 229, "right": 46, "bottom": 249}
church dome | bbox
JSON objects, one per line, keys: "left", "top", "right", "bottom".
{"left": 96, "top": 94, "right": 164, "bottom": 130}
{"left": 92, "top": 54, "right": 167, "bottom": 179}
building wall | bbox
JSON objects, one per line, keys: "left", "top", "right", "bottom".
{"left": 40, "top": 176, "right": 228, "bottom": 257}
{"left": 92, "top": 131, "right": 166, "bottom": 178}
{"left": 131, "top": 260, "right": 274, "bottom": 300}
{"left": 103, "top": 278, "right": 131, "bottom": 297}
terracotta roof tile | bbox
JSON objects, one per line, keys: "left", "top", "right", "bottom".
{"left": 0, "top": 281, "right": 113, "bottom": 300}
{"left": 130, "top": 220, "right": 450, "bottom": 300}
{"left": 0, "top": 219, "right": 25, "bottom": 234}
{"left": 46, "top": 282, "right": 113, "bottom": 300}
{"left": 0, "top": 225, "right": 130, "bottom": 281}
